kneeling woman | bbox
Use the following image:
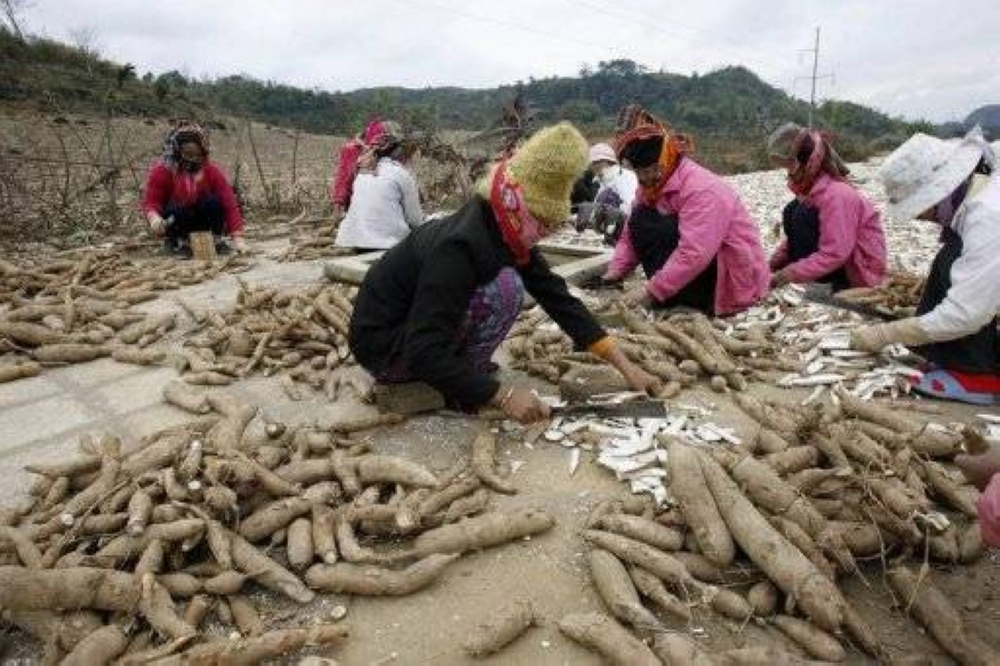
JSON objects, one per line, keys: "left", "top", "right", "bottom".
{"left": 603, "top": 107, "right": 769, "bottom": 315}
{"left": 767, "top": 123, "right": 886, "bottom": 291}
{"left": 852, "top": 129, "right": 999, "bottom": 405}
{"left": 349, "top": 123, "right": 661, "bottom": 423}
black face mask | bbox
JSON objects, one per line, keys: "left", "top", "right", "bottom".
{"left": 181, "top": 159, "right": 202, "bottom": 174}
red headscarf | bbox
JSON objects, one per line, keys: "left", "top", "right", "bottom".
{"left": 613, "top": 105, "right": 693, "bottom": 204}
{"left": 488, "top": 162, "right": 542, "bottom": 266}
{"left": 787, "top": 129, "right": 848, "bottom": 197}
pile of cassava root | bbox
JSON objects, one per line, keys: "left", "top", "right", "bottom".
{"left": 174, "top": 280, "right": 363, "bottom": 399}
{"left": 507, "top": 305, "right": 780, "bottom": 398}
{"left": 557, "top": 387, "right": 997, "bottom": 664}
{"left": 837, "top": 271, "right": 925, "bottom": 319}
{"left": 0, "top": 387, "right": 555, "bottom": 664}
{"left": 0, "top": 248, "right": 252, "bottom": 383}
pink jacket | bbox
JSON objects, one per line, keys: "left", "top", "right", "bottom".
{"left": 607, "top": 158, "right": 770, "bottom": 315}
{"left": 770, "top": 174, "right": 887, "bottom": 287}
{"left": 979, "top": 472, "right": 1000, "bottom": 548}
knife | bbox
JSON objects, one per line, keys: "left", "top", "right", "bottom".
{"left": 550, "top": 397, "right": 668, "bottom": 419}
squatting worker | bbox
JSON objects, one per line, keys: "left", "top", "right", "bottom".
{"left": 851, "top": 128, "right": 999, "bottom": 405}
{"left": 334, "top": 120, "right": 424, "bottom": 252}
{"left": 767, "top": 123, "right": 887, "bottom": 291}
{"left": 142, "top": 122, "right": 246, "bottom": 257}
{"left": 348, "top": 122, "right": 663, "bottom": 423}
{"left": 575, "top": 142, "right": 638, "bottom": 244}
{"left": 602, "top": 105, "right": 769, "bottom": 315}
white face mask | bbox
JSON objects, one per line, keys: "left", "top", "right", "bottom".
{"left": 597, "top": 165, "right": 617, "bottom": 185}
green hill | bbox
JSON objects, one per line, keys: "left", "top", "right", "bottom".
{"left": 1, "top": 28, "right": 929, "bottom": 172}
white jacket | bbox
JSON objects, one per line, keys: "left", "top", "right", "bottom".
{"left": 919, "top": 173, "right": 1000, "bottom": 341}
{"left": 335, "top": 158, "right": 424, "bottom": 250}
{"left": 595, "top": 165, "right": 639, "bottom": 215}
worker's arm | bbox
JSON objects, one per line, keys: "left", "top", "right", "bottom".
{"left": 919, "top": 211, "right": 1000, "bottom": 342}
{"left": 396, "top": 166, "right": 425, "bottom": 229}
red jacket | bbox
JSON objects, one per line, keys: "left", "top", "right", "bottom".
{"left": 141, "top": 161, "right": 244, "bottom": 236}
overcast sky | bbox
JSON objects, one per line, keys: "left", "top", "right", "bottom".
{"left": 21, "top": 0, "right": 1000, "bottom": 122}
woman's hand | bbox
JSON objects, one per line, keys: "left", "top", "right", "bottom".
{"left": 956, "top": 442, "right": 1000, "bottom": 491}
{"left": 231, "top": 235, "right": 249, "bottom": 253}
{"left": 493, "top": 386, "right": 551, "bottom": 424}
{"left": 770, "top": 270, "right": 791, "bottom": 289}
{"left": 621, "top": 285, "right": 653, "bottom": 308}
{"left": 147, "top": 212, "right": 167, "bottom": 237}
{"left": 622, "top": 365, "right": 664, "bottom": 396}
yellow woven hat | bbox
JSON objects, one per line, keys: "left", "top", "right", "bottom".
{"left": 509, "top": 122, "right": 588, "bottom": 225}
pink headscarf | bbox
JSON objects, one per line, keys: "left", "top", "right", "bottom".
{"left": 978, "top": 473, "right": 1000, "bottom": 548}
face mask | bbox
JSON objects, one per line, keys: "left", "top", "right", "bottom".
{"left": 181, "top": 160, "right": 202, "bottom": 174}
{"left": 597, "top": 166, "right": 617, "bottom": 186}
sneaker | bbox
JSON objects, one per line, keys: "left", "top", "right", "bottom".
{"left": 163, "top": 238, "right": 192, "bottom": 259}
{"left": 214, "top": 237, "right": 232, "bottom": 255}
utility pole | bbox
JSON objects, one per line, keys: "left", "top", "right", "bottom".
{"left": 795, "top": 27, "right": 834, "bottom": 127}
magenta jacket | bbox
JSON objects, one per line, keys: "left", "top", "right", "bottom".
{"left": 607, "top": 158, "right": 770, "bottom": 315}
{"left": 770, "top": 173, "right": 887, "bottom": 287}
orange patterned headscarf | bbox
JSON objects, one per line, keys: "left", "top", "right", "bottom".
{"left": 613, "top": 105, "right": 693, "bottom": 203}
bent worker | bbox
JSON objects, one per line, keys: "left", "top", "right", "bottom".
{"left": 851, "top": 128, "right": 999, "bottom": 405}
{"left": 142, "top": 122, "right": 246, "bottom": 257}
{"left": 329, "top": 118, "right": 390, "bottom": 218}
{"left": 575, "top": 142, "right": 638, "bottom": 244}
{"left": 602, "top": 106, "right": 769, "bottom": 315}
{"left": 334, "top": 121, "right": 424, "bottom": 251}
{"left": 766, "top": 123, "right": 887, "bottom": 291}
{"left": 349, "top": 122, "right": 662, "bottom": 423}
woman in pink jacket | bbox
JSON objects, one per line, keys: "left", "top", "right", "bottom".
{"left": 767, "top": 123, "right": 887, "bottom": 291}
{"left": 604, "top": 106, "right": 769, "bottom": 316}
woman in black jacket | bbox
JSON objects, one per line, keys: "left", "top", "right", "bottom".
{"left": 350, "top": 122, "right": 661, "bottom": 423}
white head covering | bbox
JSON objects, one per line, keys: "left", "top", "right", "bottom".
{"left": 588, "top": 142, "right": 617, "bottom": 165}
{"left": 878, "top": 126, "right": 995, "bottom": 222}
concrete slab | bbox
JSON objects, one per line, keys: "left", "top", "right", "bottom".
{"left": 113, "top": 402, "right": 197, "bottom": 440}
{"left": 0, "top": 373, "right": 61, "bottom": 408}
{"left": 51, "top": 357, "right": 143, "bottom": 388}
{"left": 92, "top": 366, "right": 180, "bottom": 413}
{"left": 0, "top": 395, "right": 98, "bottom": 449}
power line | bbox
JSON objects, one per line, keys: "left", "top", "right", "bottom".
{"left": 794, "top": 27, "right": 835, "bottom": 127}
{"left": 571, "top": 0, "right": 797, "bottom": 82}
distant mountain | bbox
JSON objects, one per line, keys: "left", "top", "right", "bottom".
{"left": 0, "top": 27, "right": 928, "bottom": 172}
{"left": 965, "top": 105, "right": 1000, "bottom": 135}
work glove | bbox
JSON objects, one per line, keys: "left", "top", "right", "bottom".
{"left": 850, "top": 317, "right": 931, "bottom": 352}
{"left": 148, "top": 212, "right": 168, "bottom": 237}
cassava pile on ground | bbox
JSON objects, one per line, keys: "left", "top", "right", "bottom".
{"left": 505, "top": 305, "right": 771, "bottom": 398}
{"left": 0, "top": 247, "right": 252, "bottom": 382}
{"left": 175, "top": 279, "right": 363, "bottom": 398}
{"left": 0, "top": 392, "right": 554, "bottom": 663}
{"left": 837, "top": 270, "right": 925, "bottom": 318}
{"left": 561, "top": 390, "right": 996, "bottom": 664}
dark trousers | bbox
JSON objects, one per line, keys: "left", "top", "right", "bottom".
{"left": 164, "top": 196, "right": 225, "bottom": 241}
{"left": 629, "top": 204, "right": 717, "bottom": 314}
{"left": 782, "top": 199, "right": 850, "bottom": 292}
{"left": 914, "top": 227, "right": 999, "bottom": 374}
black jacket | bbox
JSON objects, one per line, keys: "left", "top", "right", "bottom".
{"left": 349, "top": 196, "right": 606, "bottom": 407}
